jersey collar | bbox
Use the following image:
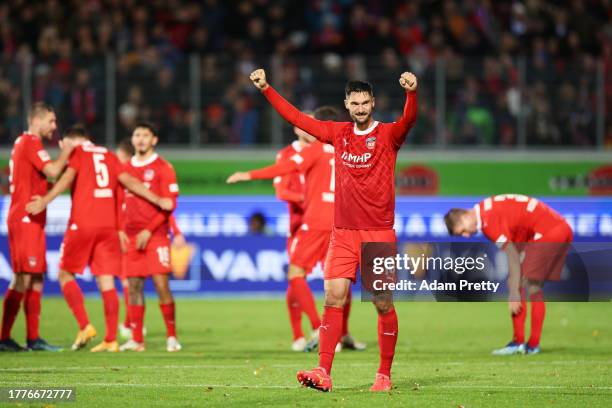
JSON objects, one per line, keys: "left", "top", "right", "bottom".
{"left": 131, "top": 153, "right": 158, "bottom": 167}
{"left": 353, "top": 121, "right": 379, "bottom": 135}
{"left": 474, "top": 204, "right": 482, "bottom": 231}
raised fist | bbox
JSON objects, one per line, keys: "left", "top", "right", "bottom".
{"left": 399, "top": 72, "right": 417, "bottom": 91}
{"left": 250, "top": 69, "right": 269, "bottom": 91}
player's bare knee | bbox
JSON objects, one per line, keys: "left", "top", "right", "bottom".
{"left": 10, "top": 273, "right": 28, "bottom": 292}
{"left": 526, "top": 279, "right": 544, "bottom": 296}
{"left": 29, "top": 274, "right": 44, "bottom": 291}
{"left": 372, "top": 291, "right": 393, "bottom": 314}
{"left": 57, "top": 270, "right": 74, "bottom": 286}
{"left": 287, "top": 265, "right": 306, "bottom": 280}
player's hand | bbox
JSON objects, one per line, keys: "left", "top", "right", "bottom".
{"left": 25, "top": 195, "right": 47, "bottom": 215}
{"left": 157, "top": 197, "right": 174, "bottom": 211}
{"left": 399, "top": 72, "right": 417, "bottom": 91}
{"left": 118, "top": 230, "right": 129, "bottom": 253}
{"left": 249, "top": 69, "right": 269, "bottom": 91}
{"left": 135, "top": 229, "right": 152, "bottom": 250}
{"left": 172, "top": 234, "right": 186, "bottom": 248}
{"left": 508, "top": 300, "right": 523, "bottom": 315}
{"left": 59, "top": 137, "right": 75, "bottom": 152}
{"left": 226, "top": 172, "right": 251, "bottom": 184}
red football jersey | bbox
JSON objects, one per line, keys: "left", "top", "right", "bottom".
{"left": 262, "top": 86, "right": 417, "bottom": 230}
{"left": 273, "top": 141, "right": 305, "bottom": 235}
{"left": 250, "top": 141, "right": 335, "bottom": 231}
{"left": 477, "top": 194, "right": 569, "bottom": 248}
{"left": 123, "top": 153, "right": 178, "bottom": 237}
{"left": 8, "top": 133, "right": 51, "bottom": 225}
{"left": 67, "top": 142, "right": 122, "bottom": 229}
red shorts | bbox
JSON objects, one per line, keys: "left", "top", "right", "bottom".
{"left": 7, "top": 221, "right": 47, "bottom": 274}
{"left": 324, "top": 227, "right": 396, "bottom": 282}
{"left": 289, "top": 227, "right": 331, "bottom": 273}
{"left": 521, "top": 223, "right": 573, "bottom": 282}
{"left": 124, "top": 234, "right": 172, "bottom": 278}
{"left": 60, "top": 227, "right": 121, "bottom": 276}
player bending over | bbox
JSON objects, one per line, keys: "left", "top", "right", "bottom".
{"left": 228, "top": 107, "right": 365, "bottom": 353}
{"left": 445, "top": 194, "right": 573, "bottom": 355}
{"left": 119, "top": 123, "right": 181, "bottom": 353}
{"left": 26, "top": 126, "right": 172, "bottom": 352}
{"left": 0, "top": 103, "right": 74, "bottom": 352}
{"left": 247, "top": 68, "right": 417, "bottom": 391}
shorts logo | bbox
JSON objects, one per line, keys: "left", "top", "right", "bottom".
{"left": 366, "top": 136, "right": 376, "bottom": 150}
{"left": 144, "top": 169, "right": 155, "bottom": 181}
{"left": 28, "top": 256, "right": 37, "bottom": 267}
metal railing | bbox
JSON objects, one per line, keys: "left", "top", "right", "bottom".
{"left": 0, "top": 53, "right": 607, "bottom": 149}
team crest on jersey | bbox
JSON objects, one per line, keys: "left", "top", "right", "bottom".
{"left": 366, "top": 136, "right": 376, "bottom": 150}
{"left": 144, "top": 169, "right": 155, "bottom": 181}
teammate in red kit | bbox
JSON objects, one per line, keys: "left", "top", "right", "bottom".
{"left": 119, "top": 122, "right": 181, "bottom": 353}
{"left": 245, "top": 69, "right": 417, "bottom": 391}
{"left": 115, "top": 139, "right": 185, "bottom": 340}
{"left": 0, "top": 103, "right": 74, "bottom": 352}
{"left": 25, "top": 126, "right": 172, "bottom": 352}
{"left": 444, "top": 194, "right": 573, "bottom": 355}
{"left": 228, "top": 107, "right": 366, "bottom": 353}
{"left": 273, "top": 120, "right": 311, "bottom": 350}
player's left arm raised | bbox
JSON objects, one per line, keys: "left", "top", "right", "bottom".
{"left": 26, "top": 167, "right": 77, "bottom": 215}
{"left": 390, "top": 72, "right": 418, "bottom": 149}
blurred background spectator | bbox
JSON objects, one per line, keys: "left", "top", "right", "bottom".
{"left": 0, "top": 0, "right": 609, "bottom": 147}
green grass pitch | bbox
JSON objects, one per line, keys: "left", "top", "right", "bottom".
{"left": 0, "top": 298, "right": 610, "bottom": 407}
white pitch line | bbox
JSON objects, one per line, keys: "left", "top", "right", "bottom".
{"left": 0, "top": 382, "right": 610, "bottom": 391}
{"left": 0, "top": 360, "right": 610, "bottom": 372}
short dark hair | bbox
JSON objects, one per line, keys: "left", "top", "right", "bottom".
{"left": 444, "top": 209, "right": 468, "bottom": 235}
{"left": 133, "top": 121, "right": 158, "bottom": 136}
{"left": 27, "top": 102, "right": 54, "bottom": 123}
{"left": 117, "top": 138, "right": 135, "bottom": 156}
{"left": 314, "top": 106, "right": 339, "bottom": 121}
{"left": 345, "top": 80, "right": 374, "bottom": 98}
{"left": 63, "top": 125, "right": 91, "bottom": 140}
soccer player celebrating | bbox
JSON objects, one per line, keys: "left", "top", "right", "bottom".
{"left": 228, "top": 107, "right": 365, "bottom": 353}
{"left": 119, "top": 122, "right": 181, "bottom": 353}
{"left": 444, "top": 194, "right": 573, "bottom": 355}
{"left": 25, "top": 126, "right": 172, "bottom": 352}
{"left": 0, "top": 102, "right": 74, "bottom": 352}
{"left": 246, "top": 69, "right": 417, "bottom": 391}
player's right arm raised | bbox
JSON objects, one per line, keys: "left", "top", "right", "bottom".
{"left": 250, "top": 69, "right": 335, "bottom": 144}
{"left": 41, "top": 138, "right": 76, "bottom": 179}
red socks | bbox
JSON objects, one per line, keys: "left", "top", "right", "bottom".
{"left": 286, "top": 284, "right": 304, "bottom": 340}
{"left": 528, "top": 291, "right": 546, "bottom": 348}
{"left": 289, "top": 277, "right": 321, "bottom": 330}
{"left": 130, "top": 305, "right": 145, "bottom": 343}
{"left": 62, "top": 280, "right": 90, "bottom": 330}
{"left": 1, "top": 289, "right": 24, "bottom": 340}
{"left": 159, "top": 302, "right": 176, "bottom": 338}
{"left": 377, "top": 307, "right": 398, "bottom": 378}
{"left": 511, "top": 289, "right": 527, "bottom": 344}
{"left": 341, "top": 287, "right": 352, "bottom": 337}
{"left": 317, "top": 306, "right": 343, "bottom": 375}
{"left": 122, "top": 287, "right": 130, "bottom": 327}
{"left": 24, "top": 289, "right": 41, "bottom": 341}
{"left": 101, "top": 289, "right": 119, "bottom": 342}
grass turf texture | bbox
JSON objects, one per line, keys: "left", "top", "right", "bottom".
{"left": 0, "top": 298, "right": 610, "bottom": 407}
